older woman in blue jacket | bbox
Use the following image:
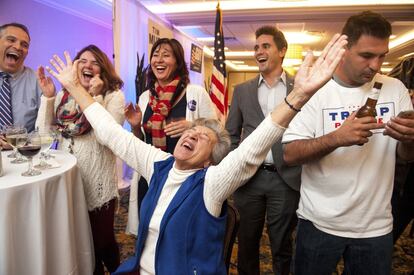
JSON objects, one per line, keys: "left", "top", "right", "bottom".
{"left": 45, "top": 34, "right": 347, "bottom": 275}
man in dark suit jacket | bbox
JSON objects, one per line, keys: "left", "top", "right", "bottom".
{"left": 225, "top": 26, "right": 301, "bottom": 275}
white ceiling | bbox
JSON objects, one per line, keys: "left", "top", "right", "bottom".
{"left": 138, "top": 0, "right": 414, "bottom": 70}
{"left": 36, "top": 0, "right": 414, "bottom": 71}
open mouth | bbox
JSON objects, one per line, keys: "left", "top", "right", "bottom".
{"left": 155, "top": 65, "right": 167, "bottom": 73}
{"left": 181, "top": 141, "right": 194, "bottom": 151}
{"left": 82, "top": 71, "right": 94, "bottom": 81}
{"left": 5, "top": 52, "right": 20, "bottom": 63}
{"left": 257, "top": 57, "right": 267, "bottom": 63}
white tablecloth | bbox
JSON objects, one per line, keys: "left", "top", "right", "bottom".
{"left": 0, "top": 150, "right": 94, "bottom": 275}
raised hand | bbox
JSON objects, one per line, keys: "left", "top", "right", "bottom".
{"left": 331, "top": 111, "right": 384, "bottom": 146}
{"left": 124, "top": 102, "right": 142, "bottom": 129}
{"left": 36, "top": 66, "right": 56, "bottom": 98}
{"left": 164, "top": 119, "right": 192, "bottom": 138}
{"left": 89, "top": 74, "right": 104, "bottom": 96}
{"left": 45, "top": 51, "right": 81, "bottom": 91}
{"left": 294, "top": 34, "right": 348, "bottom": 97}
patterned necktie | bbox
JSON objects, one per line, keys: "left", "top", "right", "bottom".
{"left": 0, "top": 72, "right": 13, "bottom": 127}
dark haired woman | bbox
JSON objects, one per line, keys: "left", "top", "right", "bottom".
{"left": 125, "top": 38, "right": 216, "bottom": 234}
{"left": 36, "top": 45, "right": 125, "bottom": 274}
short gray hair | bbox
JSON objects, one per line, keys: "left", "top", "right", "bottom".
{"left": 192, "top": 118, "right": 231, "bottom": 165}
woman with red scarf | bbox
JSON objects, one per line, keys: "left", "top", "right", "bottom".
{"left": 125, "top": 38, "right": 217, "bottom": 235}
{"left": 35, "top": 45, "right": 125, "bottom": 275}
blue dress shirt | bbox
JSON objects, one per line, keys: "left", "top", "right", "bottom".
{"left": 0, "top": 67, "right": 42, "bottom": 132}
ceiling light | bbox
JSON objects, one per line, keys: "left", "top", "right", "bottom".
{"left": 197, "top": 32, "right": 321, "bottom": 45}
{"left": 174, "top": 25, "right": 202, "bottom": 29}
{"left": 231, "top": 61, "right": 245, "bottom": 64}
{"left": 142, "top": 1, "right": 414, "bottom": 14}
{"left": 381, "top": 67, "right": 393, "bottom": 72}
{"left": 225, "top": 51, "right": 255, "bottom": 57}
{"left": 197, "top": 37, "right": 215, "bottom": 42}
{"left": 225, "top": 60, "right": 238, "bottom": 70}
{"left": 210, "top": 47, "right": 229, "bottom": 50}
{"left": 284, "top": 32, "right": 322, "bottom": 44}
{"left": 389, "top": 29, "right": 414, "bottom": 49}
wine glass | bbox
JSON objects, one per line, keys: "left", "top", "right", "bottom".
{"left": 34, "top": 130, "right": 55, "bottom": 169}
{"left": 4, "top": 125, "right": 28, "bottom": 164}
{"left": 17, "top": 130, "right": 42, "bottom": 176}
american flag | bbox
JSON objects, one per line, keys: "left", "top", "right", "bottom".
{"left": 210, "top": 2, "right": 228, "bottom": 123}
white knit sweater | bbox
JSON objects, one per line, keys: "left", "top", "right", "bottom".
{"left": 83, "top": 102, "right": 285, "bottom": 274}
{"left": 35, "top": 90, "right": 125, "bottom": 210}
{"left": 127, "top": 84, "right": 217, "bottom": 235}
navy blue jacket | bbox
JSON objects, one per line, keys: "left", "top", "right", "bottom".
{"left": 114, "top": 157, "right": 227, "bottom": 275}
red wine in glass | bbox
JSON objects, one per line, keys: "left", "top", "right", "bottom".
{"left": 18, "top": 145, "right": 41, "bottom": 157}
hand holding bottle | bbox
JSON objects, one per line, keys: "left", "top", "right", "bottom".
{"left": 330, "top": 111, "right": 384, "bottom": 147}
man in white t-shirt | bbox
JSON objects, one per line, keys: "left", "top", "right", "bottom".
{"left": 282, "top": 11, "right": 414, "bottom": 275}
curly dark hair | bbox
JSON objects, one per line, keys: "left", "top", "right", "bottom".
{"left": 147, "top": 38, "right": 189, "bottom": 88}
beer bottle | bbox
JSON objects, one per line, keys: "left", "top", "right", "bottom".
{"left": 356, "top": 82, "right": 383, "bottom": 118}
{"left": 355, "top": 81, "right": 383, "bottom": 146}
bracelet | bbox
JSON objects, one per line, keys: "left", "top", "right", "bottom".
{"left": 284, "top": 97, "right": 301, "bottom": 112}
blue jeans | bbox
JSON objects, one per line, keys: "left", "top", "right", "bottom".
{"left": 294, "top": 219, "right": 392, "bottom": 275}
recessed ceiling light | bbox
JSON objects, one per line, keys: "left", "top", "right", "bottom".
{"left": 389, "top": 30, "right": 414, "bottom": 49}
{"left": 381, "top": 67, "right": 393, "bottom": 72}
{"left": 197, "top": 37, "right": 215, "bottom": 42}
{"left": 284, "top": 32, "right": 322, "bottom": 44}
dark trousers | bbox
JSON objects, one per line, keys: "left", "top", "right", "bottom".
{"left": 89, "top": 199, "right": 120, "bottom": 275}
{"left": 295, "top": 219, "right": 393, "bottom": 275}
{"left": 392, "top": 163, "right": 414, "bottom": 243}
{"left": 234, "top": 169, "right": 299, "bottom": 275}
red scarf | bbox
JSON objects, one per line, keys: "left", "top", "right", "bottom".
{"left": 56, "top": 90, "right": 92, "bottom": 137}
{"left": 143, "top": 77, "right": 184, "bottom": 150}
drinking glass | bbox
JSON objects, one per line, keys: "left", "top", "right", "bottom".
{"left": 17, "top": 131, "right": 41, "bottom": 176}
{"left": 34, "top": 130, "right": 55, "bottom": 169}
{"left": 4, "top": 125, "right": 28, "bottom": 164}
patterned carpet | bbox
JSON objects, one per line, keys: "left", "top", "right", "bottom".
{"left": 114, "top": 187, "right": 414, "bottom": 274}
